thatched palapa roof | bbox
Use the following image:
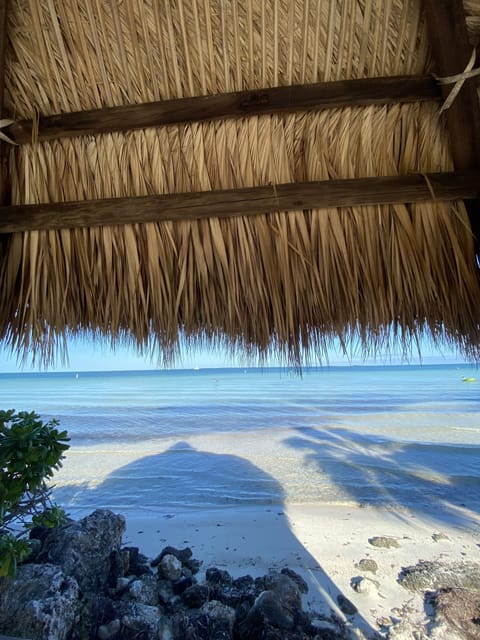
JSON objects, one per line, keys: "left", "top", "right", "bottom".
{"left": 0, "top": 0, "right": 480, "bottom": 366}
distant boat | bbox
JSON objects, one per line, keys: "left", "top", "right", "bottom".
{"left": 193, "top": 366, "right": 200, "bottom": 371}
{"left": 75, "top": 373, "right": 79, "bottom": 379}
{"left": 462, "top": 377, "right": 476, "bottom": 382}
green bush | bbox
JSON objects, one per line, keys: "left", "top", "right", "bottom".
{"left": 0, "top": 409, "right": 70, "bottom": 575}
{"left": 0, "top": 534, "right": 31, "bottom": 577}
{"left": 29, "top": 504, "right": 70, "bottom": 530}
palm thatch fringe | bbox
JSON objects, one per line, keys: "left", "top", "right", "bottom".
{"left": 1, "top": 104, "right": 479, "bottom": 365}
{"left": 1, "top": 1, "right": 480, "bottom": 366}
{"left": 1, "top": 195, "right": 479, "bottom": 366}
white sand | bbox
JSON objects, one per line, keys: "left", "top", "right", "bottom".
{"left": 114, "top": 502, "right": 480, "bottom": 638}
{"left": 52, "top": 433, "right": 480, "bottom": 637}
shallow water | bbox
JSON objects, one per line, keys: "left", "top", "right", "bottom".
{"left": 1, "top": 365, "right": 479, "bottom": 518}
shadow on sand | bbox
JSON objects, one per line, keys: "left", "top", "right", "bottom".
{"left": 284, "top": 425, "right": 480, "bottom": 530}
{"left": 54, "top": 441, "right": 378, "bottom": 637}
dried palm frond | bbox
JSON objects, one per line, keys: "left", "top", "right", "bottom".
{"left": 1, "top": 1, "right": 479, "bottom": 366}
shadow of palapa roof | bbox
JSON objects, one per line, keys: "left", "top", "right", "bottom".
{"left": 0, "top": 0, "right": 480, "bottom": 367}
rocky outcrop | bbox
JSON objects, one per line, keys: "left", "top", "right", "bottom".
{"left": 367, "top": 537, "right": 400, "bottom": 550}
{"left": 427, "top": 587, "right": 480, "bottom": 640}
{"left": 0, "top": 510, "right": 349, "bottom": 640}
{"left": 37, "top": 509, "right": 125, "bottom": 594}
{"left": 0, "top": 510, "right": 125, "bottom": 640}
{"left": 396, "top": 560, "right": 480, "bottom": 640}
{"left": 398, "top": 560, "right": 480, "bottom": 592}
{"left": 0, "top": 563, "right": 79, "bottom": 640}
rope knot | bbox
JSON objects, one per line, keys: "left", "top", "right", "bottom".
{"left": 433, "top": 49, "right": 480, "bottom": 113}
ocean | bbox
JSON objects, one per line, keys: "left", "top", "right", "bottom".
{"left": 1, "top": 365, "right": 479, "bottom": 521}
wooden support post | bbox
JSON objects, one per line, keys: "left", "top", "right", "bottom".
{"left": 5, "top": 75, "right": 440, "bottom": 144}
{"left": 0, "top": 171, "right": 477, "bottom": 233}
{"left": 0, "top": 0, "right": 8, "bottom": 206}
{"left": 422, "top": 0, "right": 480, "bottom": 247}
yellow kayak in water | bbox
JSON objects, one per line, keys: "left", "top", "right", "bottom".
{"left": 462, "top": 377, "right": 476, "bottom": 382}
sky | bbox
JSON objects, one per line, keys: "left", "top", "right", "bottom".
{"left": 0, "top": 340, "right": 235, "bottom": 373}
{"left": 0, "top": 334, "right": 470, "bottom": 373}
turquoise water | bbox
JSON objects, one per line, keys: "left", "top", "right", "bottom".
{"left": 1, "top": 365, "right": 479, "bottom": 517}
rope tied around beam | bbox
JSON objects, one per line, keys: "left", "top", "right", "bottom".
{"left": 420, "top": 172, "right": 437, "bottom": 201}
{"left": 433, "top": 49, "right": 480, "bottom": 113}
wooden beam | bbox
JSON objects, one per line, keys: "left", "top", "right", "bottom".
{"left": 422, "top": 0, "right": 480, "bottom": 247}
{"left": 0, "top": 0, "right": 8, "bottom": 206}
{"left": 0, "top": 171, "right": 477, "bottom": 233}
{"left": 422, "top": 0, "right": 480, "bottom": 169}
{"left": 5, "top": 75, "right": 440, "bottom": 144}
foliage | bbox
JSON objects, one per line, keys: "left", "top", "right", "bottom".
{"left": 29, "top": 504, "right": 69, "bottom": 530}
{"left": 0, "top": 533, "right": 32, "bottom": 577}
{"left": 0, "top": 409, "right": 70, "bottom": 529}
{"left": 0, "top": 410, "right": 69, "bottom": 576}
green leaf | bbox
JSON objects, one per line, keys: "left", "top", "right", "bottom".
{"left": 0, "top": 409, "right": 70, "bottom": 532}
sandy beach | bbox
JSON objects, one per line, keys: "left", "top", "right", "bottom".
{"left": 117, "top": 502, "right": 480, "bottom": 638}
{"left": 6, "top": 366, "right": 479, "bottom": 637}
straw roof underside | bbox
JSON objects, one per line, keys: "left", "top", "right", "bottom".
{"left": 1, "top": 0, "right": 480, "bottom": 366}
{"left": 6, "top": 0, "right": 429, "bottom": 115}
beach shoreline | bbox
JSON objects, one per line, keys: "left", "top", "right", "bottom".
{"left": 111, "top": 502, "right": 480, "bottom": 637}
{"left": 4, "top": 366, "right": 480, "bottom": 636}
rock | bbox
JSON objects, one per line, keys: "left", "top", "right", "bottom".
{"left": 158, "top": 579, "right": 175, "bottom": 605}
{"left": 0, "top": 510, "right": 358, "bottom": 640}
{"left": 201, "top": 600, "right": 236, "bottom": 634}
{"left": 152, "top": 545, "right": 193, "bottom": 565}
{"left": 280, "top": 567, "right": 308, "bottom": 594}
{"left": 355, "top": 558, "right": 378, "bottom": 574}
{"left": 337, "top": 593, "right": 358, "bottom": 616}
{"left": 350, "top": 576, "right": 378, "bottom": 596}
{"left": 233, "top": 575, "right": 255, "bottom": 591}
{"left": 376, "top": 616, "right": 392, "bottom": 627}
{"left": 309, "top": 616, "right": 343, "bottom": 635}
{"left": 182, "top": 583, "right": 211, "bottom": 608}
{"left": 254, "top": 576, "right": 267, "bottom": 591}
{"left": 237, "top": 573, "right": 303, "bottom": 637}
{"left": 116, "top": 576, "right": 131, "bottom": 592}
{"left": 268, "top": 573, "right": 302, "bottom": 613}
{"left": 122, "top": 546, "right": 151, "bottom": 576}
{"left": 121, "top": 548, "right": 131, "bottom": 574}
{"left": 29, "top": 524, "right": 56, "bottom": 544}
{"left": 158, "top": 617, "right": 175, "bottom": 640}
{"left": 128, "top": 574, "right": 159, "bottom": 605}
{"left": 206, "top": 566, "right": 234, "bottom": 586}
{"left": 399, "top": 560, "right": 480, "bottom": 592}
{"left": 158, "top": 553, "right": 183, "bottom": 580}
{"left": 368, "top": 536, "right": 399, "bottom": 549}
{"left": 97, "top": 618, "right": 121, "bottom": 639}
{"left": 240, "top": 590, "right": 296, "bottom": 633}
{"left": 39, "top": 509, "right": 125, "bottom": 594}
{"left": 108, "top": 549, "right": 125, "bottom": 586}
{"left": 121, "top": 603, "right": 162, "bottom": 638}
{"left": 26, "top": 537, "right": 43, "bottom": 562}
{"left": 176, "top": 610, "right": 234, "bottom": 639}
{"left": 432, "top": 532, "right": 450, "bottom": 542}
{"left": 427, "top": 587, "right": 480, "bottom": 640}
{"left": 0, "top": 563, "right": 79, "bottom": 640}
{"left": 172, "top": 575, "right": 195, "bottom": 595}
{"left": 91, "top": 595, "right": 119, "bottom": 630}
{"left": 209, "top": 573, "right": 259, "bottom": 609}
{"left": 184, "top": 557, "right": 202, "bottom": 575}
